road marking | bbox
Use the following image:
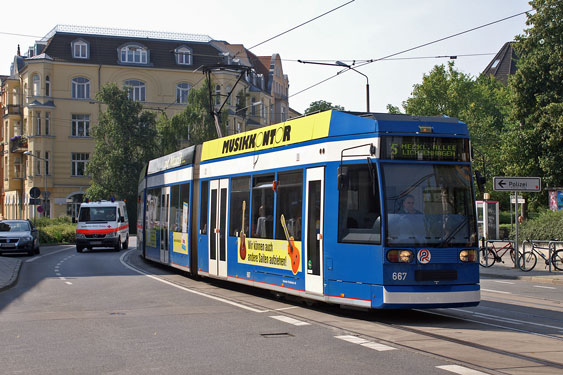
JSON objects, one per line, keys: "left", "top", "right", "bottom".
{"left": 335, "top": 335, "right": 396, "bottom": 351}
{"left": 436, "top": 365, "right": 489, "bottom": 375}
{"left": 480, "top": 288, "right": 511, "bottom": 294}
{"left": 25, "top": 247, "right": 73, "bottom": 262}
{"left": 273, "top": 306, "right": 299, "bottom": 311}
{"left": 270, "top": 315, "right": 310, "bottom": 326}
{"left": 120, "top": 250, "right": 268, "bottom": 313}
{"left": 490, "top": 280, "right": 514, "bottom": 285}
{"left": 534, "top": 285, "right": 556, "bottom": 290}
{"left": 65, "top": 282, "right": 72, "bottom": 285}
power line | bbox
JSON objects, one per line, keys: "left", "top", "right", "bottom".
{"left": 291, "top": 9, "right": 531, "bottom": 99}
{"left": 247, "top": 0, "right": 355, "bottom": 50}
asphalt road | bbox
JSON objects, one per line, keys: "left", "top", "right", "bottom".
{"left": 1, "top": 240, "right": 562, "bottom": 374}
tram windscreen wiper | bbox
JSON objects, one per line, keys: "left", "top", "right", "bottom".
{"left": 440, "top": 217, "right": 469, "bottom": 247}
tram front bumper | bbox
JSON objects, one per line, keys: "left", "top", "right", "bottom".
{"left": 372, "top": 284, "right": 480, "bottom": 309}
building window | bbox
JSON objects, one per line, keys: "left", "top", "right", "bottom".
{"left": 226, "top": 85, "right": 232, "bottom": 106}
{"left": 45, "top": 112, "right": 50, "bottom": 135}
{"left": 120, "top": 45, "right": 148, "bottom": 64}
{"left": 72, "top": 39, "right": 89, "bottom": 59}
{"left": 251, "top": 98, "right": 256, "bottom": 116}
{"left": 72, "top": 114, "right": 90, "bottom": 137}
{"left": 35, "top": 151, "right": 41, "bottom": 175}
{"left": 45, "top": 76, "right": 51, "bottom": 97}
{"left": 124, "top": 80, "right": 146, "bottom": 102}
{"left": 71, "top": 153, "right": 89, "bottom": 176}
{"left": 71, "top": 77, "right": 90, "bottom": 99}
{"left": 44, "top": 151, "right": 50, "bottom": 175}
{"left": 215, "top": 85, "right": 221, "bottom": 106}
{"left": 175, "top": 46, "right": 192, "bottom": 65}
{"left": 36, "top": 112, "right": 41, "bottom": 135}
{"left": 176, "top": 83, "right": 191, "bottom": 104}
{"left": 32, "top": 74, "right": 40, "bottom": 97}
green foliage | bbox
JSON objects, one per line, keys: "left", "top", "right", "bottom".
{"left": 34, "top": 217, "right": 76, "bottom": 244}
{"left": 304, "top": 100, "right": 344, "bottom": 115}
{"left": 86, "top": 83, "right": 160, "bottom": 220}
{"left": 157, "top": 78, "right": 227, "bottom": 154}
{"left": 510, "top": 209, "right": 563, "bottom": 241}
{"left": 502, "top": 0, "right": 563, "bottom": 205}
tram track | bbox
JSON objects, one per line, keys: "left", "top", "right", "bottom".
{"left": 128, "top": 252, "right": 563, "bottom": 374}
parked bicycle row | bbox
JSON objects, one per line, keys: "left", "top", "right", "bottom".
{"left": 479, "top": 239, "right": 563, "bottom": 272}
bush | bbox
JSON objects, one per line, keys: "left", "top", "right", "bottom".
{"left": 34, "top": 217, "right": 76, "bottom": 245}
{"left": 509, "top": 210, "right": 563, "bottom": 241}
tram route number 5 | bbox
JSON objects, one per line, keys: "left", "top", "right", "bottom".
{"left": 392, "top": 272, "right": 407, "bottom": 281}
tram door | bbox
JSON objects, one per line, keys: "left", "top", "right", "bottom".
{"left": 305, "top": 167, "right": 324, "bottom": 295}
{"left": 160, "top": 186, "right": 170, "bottom": 264}
{"left": 209, "top": 179, "right": 229, "bottom": 277}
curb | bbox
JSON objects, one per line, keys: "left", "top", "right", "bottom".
{"left": 0, "top": 258, "right": 22, "bottom": 292}
{"left": 480, "top": 270, "right": 563, "bottom": 285}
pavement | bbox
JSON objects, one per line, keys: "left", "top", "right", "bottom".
{"left": 0, "top": 247, "right": 562, "bottom": 293}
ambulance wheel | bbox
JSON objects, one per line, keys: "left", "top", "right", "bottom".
{"left": 76, "top": 246, "right": 83, "bottom": 253}
{"left": 123, "top": 235, "right": 129, "bottom": 250}
{"left": 114, "top": 240, "right": 121, "bottom": 252}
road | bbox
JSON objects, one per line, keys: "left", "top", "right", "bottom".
{"left": 0, "top": 240, "right": 562, "bottom": 375}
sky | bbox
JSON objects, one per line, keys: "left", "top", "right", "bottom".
{"left": 0, "top": 0, "right": 532, "bottom": 114}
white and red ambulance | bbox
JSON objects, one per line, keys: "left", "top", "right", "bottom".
{"left": 75, "top": 200, "right": 129, "bottom": 252}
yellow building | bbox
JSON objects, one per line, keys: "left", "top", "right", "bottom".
{"left": 0, "top": 25, "right": 292, "bottom": 220}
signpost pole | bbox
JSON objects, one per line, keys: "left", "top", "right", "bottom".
{"left": 514, "top": 190, "right": 519, "bottom": 269}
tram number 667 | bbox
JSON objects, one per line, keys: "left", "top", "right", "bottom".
{"left": 392, "top": 272, "right": 407, "bottom": 281}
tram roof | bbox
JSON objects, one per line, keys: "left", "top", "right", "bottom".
{"left": 200, "top": 110, "right": 467, "bottom": 162}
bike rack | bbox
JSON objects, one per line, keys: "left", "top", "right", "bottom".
{"left": 524, "top": 239, "right": 561, "bottom": 273}
{"left": 548, "top": 240, "right": 563, "bottom": 273}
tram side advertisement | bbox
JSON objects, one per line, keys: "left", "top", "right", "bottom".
{"left": 238, "top": 237, "right": 302, "bottom": 275}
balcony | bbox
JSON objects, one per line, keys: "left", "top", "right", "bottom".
{"left": 9, "top": 136, "right": 28, "bottom": 153}
{"left": 3, "top": 104, "right": 22, "bottom": 117}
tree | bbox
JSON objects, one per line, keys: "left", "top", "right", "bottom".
{"left": 501, "top": 0, "right": 563, "bottom": 195}
{"left": 304, "top": 100, "right": 344, "bottom": 115}
{"left": 86, "top": 83, "right": 159, "bottom": 214}
{"left": 157, "top": 78, "right": 227, "bottom": 155}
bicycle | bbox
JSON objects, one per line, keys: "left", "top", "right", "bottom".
{"left": 479, "top": 240, "right": 519, "bottom": 268}
{"left": 519, "top": 240, "right": 563, "bottom": 272}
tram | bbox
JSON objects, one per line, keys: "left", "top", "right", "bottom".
{"left": 137, "top": 110, "right": 480, "bottom": 309}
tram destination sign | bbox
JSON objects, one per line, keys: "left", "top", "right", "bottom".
{"left": 493, "top": 177, "right": 541, "bottom": 192}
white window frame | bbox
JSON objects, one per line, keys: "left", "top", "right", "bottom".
{"left": 71, "top": 153, "right": 89, "bottom": 176}
{"left": 35, "top": 112, "right": 41, "bottom": 136}
{"left": 176, "top": 83, "right": 191, "bottom": 104}
{"left": 175, "top": 46, "right": 192, "bottom": 65}
{"left": 45, "top": 76, "right": 51, "bottom": 97}
{"left": 32, "top": 74, "right": 40, "bottom": 97}
{"left": 45, "top": 112, "right": 50, "bottom": 135}
{"left": 124, "top": 80, "right": 146, "bottom": 102}
{"left": 72, "top": 114, "right": 90, "bottom": 137}
{"left": 44, "top": 151, "right": 50, "bottom": 175}
{"left": 71, "top": 77, "right": 90, "bottom": 99}
{"left": 35, "top": 151, "right": 41, "bottom": 176}
{"left": 72, "top": 40, "right": 89, "bottom": 59}
{"left": 120, "top": 45, "right": 148, "bottom": 64}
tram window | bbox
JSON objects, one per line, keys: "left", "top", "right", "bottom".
{"left": 170, "top": 185, "right": 180, "bottom": 232}
{"left": 252, "top": 174, "right": 275, "bottom": 238}
{"left": 275, "top": 171, "right": 303, "bottom": 241}
{"left": 338, "top": 165, "right": 381, "bottom": 244}
{"left": 146, "top": 188, "right": 161, "bottom": 247}
{"left": 200, "top": 181, "right": 209, "bottom": 234}
{"left": 230, "top": 176, "right": 250, "bottom": 236}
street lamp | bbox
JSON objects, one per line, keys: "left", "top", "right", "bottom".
{"left": 23, "top": 151, "right": 48, "bottom": 218}
{"left": 297, "top": 59, "right": 370, "bottom": 113}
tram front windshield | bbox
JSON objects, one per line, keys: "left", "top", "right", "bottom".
{"left": 382, "top": 163, "right": 476, "bottom": 247}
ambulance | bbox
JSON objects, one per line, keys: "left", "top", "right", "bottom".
{"left": 75, "top": 200, "right": 129, "bottom": 252}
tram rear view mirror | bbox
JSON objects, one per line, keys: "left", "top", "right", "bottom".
{"left": 338, "top": 166, "right": 349, "bottom": 190}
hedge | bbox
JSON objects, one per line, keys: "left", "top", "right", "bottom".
{"left": 32, "top": 217, "right": 76, "bottom": 245}
{"left": 509, "top": 210, "right": 563, "bottom": 242}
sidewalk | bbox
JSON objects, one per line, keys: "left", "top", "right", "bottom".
{"left": 0, "top": 251, "right": 562, "bottom": 292}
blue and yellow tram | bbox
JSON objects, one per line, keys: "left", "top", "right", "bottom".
{"left": 137, "top": 110, "right": 480, "bottom": 309}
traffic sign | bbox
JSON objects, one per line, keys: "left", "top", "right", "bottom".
{"left": 29, "top": 187, "right": 41, "bottom": 198}
{"left": 29, "top": 198, "right": 41, "bottom": 205}
{"left": 493, "top": 177, "right": 541, "bottom": 192}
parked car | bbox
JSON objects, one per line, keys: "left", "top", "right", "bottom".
{"left": 0, "top": 220, "right": 40, "bottom": 256}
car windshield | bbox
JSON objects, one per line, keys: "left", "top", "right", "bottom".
{"left": 0, "top": 221, "right": 30, "bottom": 232}
{"left": 382, "top": 163, "right": 477, "bottom": 247}
{"left": 78, "top": 207, "right": 117, "bottom": 222}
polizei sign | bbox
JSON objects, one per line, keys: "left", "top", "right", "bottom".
{"left": 493, "top": 177, "right": 541, "bottom": 192}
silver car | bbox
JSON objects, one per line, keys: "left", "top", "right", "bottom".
{"left": 0, "top": 220, "right": 40, "bottom": 256}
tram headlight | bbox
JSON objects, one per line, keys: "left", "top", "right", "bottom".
{"left": 459, "top": 249, "right": 477, "bottom": 262}
{"left": 387, "top": 249, "right": 413, "bottom": 263}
